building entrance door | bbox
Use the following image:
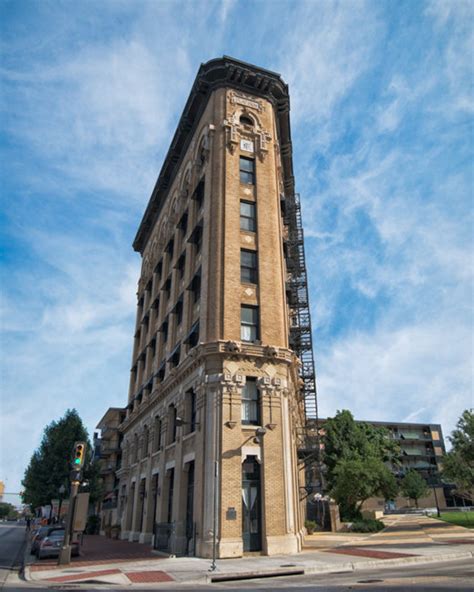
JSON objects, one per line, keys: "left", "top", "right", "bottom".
{"left": 242, "top": 456, "right": 262, "bottom": 552}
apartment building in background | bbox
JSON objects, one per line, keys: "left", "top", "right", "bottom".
{"left": 98, "top": 56, "right": 317, "bottom": 558}
{"left": 306, "top": 418, "right": 462, "bottom": 510}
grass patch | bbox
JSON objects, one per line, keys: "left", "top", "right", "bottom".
{"left": 436, "top": 511, "right": 474, "bottom": 529}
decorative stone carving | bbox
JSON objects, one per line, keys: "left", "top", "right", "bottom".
{"left": 224, "top": 340, "right": 241, "bottom": 353}
{"left": 229, "top": 91, "right": 264, "bottom": 112}
{"left": 263, "top": 345, "right": 279, "bottom": 359}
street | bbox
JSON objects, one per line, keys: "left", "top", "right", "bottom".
{"left": 0, "top": 523, "right": 26, "bottom": 587}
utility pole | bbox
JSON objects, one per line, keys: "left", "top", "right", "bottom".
{"left": 58, "top": 442, "right": 86, "bottom": 565}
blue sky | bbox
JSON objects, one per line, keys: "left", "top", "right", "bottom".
{"left": 1, "top": 0, "right": 472, "bottom": 506}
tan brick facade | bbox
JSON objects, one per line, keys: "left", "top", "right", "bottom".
{"left": 107, "top": 58, "right": 306, "bottom": 557}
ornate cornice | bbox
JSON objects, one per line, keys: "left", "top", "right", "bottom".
{"left": 133, "top": 55, "right": 294, "bottom": 254}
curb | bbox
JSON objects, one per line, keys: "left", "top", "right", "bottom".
{"left": 23, "top": 549, "right": 474, "bottom": 587}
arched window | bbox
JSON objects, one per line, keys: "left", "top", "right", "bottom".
{"left": 240, "top": 114, "right": 254, "bottom": 127}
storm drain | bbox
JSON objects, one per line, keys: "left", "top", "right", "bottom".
{"left": 210, "top": 568, "right": 305, "bottom": 583}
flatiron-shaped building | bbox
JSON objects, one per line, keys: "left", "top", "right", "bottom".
{"left": 108, "top": 56, "right": 316, "bottom": 558}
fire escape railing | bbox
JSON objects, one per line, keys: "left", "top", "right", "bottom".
{"left": 283, "top": 192, "right": 323, "bottom": 497}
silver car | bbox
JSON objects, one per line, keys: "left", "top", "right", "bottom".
{"left": 36, "top": 530, "right": 79, "bottom": 559}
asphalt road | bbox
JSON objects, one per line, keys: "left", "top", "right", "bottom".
{"left": 0, "top": 523, "right": 26, "bottom": 588}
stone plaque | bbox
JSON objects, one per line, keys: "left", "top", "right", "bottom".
{"left": 240, "top": 139, "right": 254, "bottom": 153}
{"left": 226, "top": 507, "right": 237, "bottom": 520}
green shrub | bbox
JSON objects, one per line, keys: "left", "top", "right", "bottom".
{"left": 85, "top": 514, "right": 101, "bottom": 534}
{"left": 350, "top": 518, "right": 385, "bottom": 533}
{"left": 305, "top": 520, "right": 317, "bottom": 534}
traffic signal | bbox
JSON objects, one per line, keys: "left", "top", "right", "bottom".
{"left": 71, "top": 441, "right": 87, "bottom": 469}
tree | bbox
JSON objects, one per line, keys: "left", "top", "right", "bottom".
{"left": 442, "top": 409, "right": 474, "bottom": 495}
{"left": 0, "top": 502, "right": 18, "bottom": 519}
{"left": 22, "top": 409, "right": 99, "bottom": 510}
{"left": 331, "top": 458, "right": 398, "bottom": 519}
{"left": 322, "top": 410, "right": 401, "bottom": 520}
{"left": 400, "top": 470, "right": 429, "bottom": 507}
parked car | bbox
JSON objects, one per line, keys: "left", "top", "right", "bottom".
{"left": 36, "top": 529, "right": 79, "bottom": 559}
{"left": 31, "top": 526, "right": 68, "bottom": 555}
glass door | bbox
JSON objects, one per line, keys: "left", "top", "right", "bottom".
{"left": 242, "top": 457, "right": 262, "bottom": 551}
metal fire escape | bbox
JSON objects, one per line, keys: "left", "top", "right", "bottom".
{"left": 283, "top": 192, "right": 323, "bottom": 497}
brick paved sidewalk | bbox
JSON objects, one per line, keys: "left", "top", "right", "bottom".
{"left": 25, "top": 515, "right": 474, "bottom": 586}
{"left": 29, "top": 534, "right": 158, "bottom": 571}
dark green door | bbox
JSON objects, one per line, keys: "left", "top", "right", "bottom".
{"left": 242, "top": 457, "right": 262, "bottom": 552}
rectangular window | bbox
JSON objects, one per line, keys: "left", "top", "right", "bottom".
{"left": 174, "top": 298, "right": 183, "bottom": 326}
{"left": 166, "top": 239, "right": 174, "bottom": 257}
{"left": 241, "top": 379, "right": 260, "bottom": 425}
{"left": 187, "top": 389, "right": 197, "bottom": 433}
{"left": 239, "top": 156, "right": 255, "bottom": 184}
{"left": 154, "top": 260, "right": 163, "bottom": 279}
{"left": 175, "top": 252, "right": 186, "bottom": 278}
{"left": 193, "top": 178, "right": 205, "bottom": 208}
{"left": 167, "top": 468, "right": 174, "bottom": 523}
{"left": 169, "top": 344, "right": 181, "bottom": 368}
{"left": 241, "top": 250, "right": 258, "bottom": 284}
{"left": 153, "top": 416, "right": 162, "bottom": 452}
{"left": 241, "top": 306, "right": 259, "bottom": 342}
{"left": 240, "top": 201, "right": 256, "bottom": 232}
{"left": 188, "top": 270, "right": 201, "bottom": 303}
{"left": 188, "top": 222, "right": 203, "bottom": 253}
{"left": 185, "top": 321, "right": 199, "bottom": 348}
{"left": 178, "top": 211, "right": 188, "bottom": 233}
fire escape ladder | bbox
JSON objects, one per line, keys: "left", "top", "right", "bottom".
{"left": 283, "top": 192, "right": 323, "bottom": 495}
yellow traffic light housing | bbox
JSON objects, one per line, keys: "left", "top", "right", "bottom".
{"left": 72, "top": 441, "right": 86, "bottom": 469}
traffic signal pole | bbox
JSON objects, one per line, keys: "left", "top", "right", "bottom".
{"left": 58, "top": 442, "right": 86, "bottom": 565}
{"left": 58, "top": 479, "right": 79, "bottom": 565}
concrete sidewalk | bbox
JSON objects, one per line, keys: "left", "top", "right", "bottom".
{"left": 24, "top": 514, "right": 474, "bottom": 586}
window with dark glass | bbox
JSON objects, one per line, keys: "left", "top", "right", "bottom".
{"left": 188, "top": 221, "right": 203, "bottom": 252}
{"left": 192, "top": 178, "right": 205, "bottom": 208}
{"left": 241, "top": 379, "right": 260, "bottom": 425}
{"left": 240, "top": 201, "right": 256, "bottom": 232}
{"left": 187, "top": 389, "right": 197, "bottom": 433}
{"left": 185, "top": 321, "right": 199, "bottom": 348}
{"left": 187, "top": 270, "right": 201, "bottom": 303}
{"left": 240, "top": 115, "right": 254, "bottom": 126}
{"left": 154, "top": 259, "right": 163, "bottom": 280}
{"left": 241, "top": 306, "right": 259, "bottom": 342}
{"left": 166, "top": 468, "right": 174, "bottom": 522}
{"left": 162, "top": 276, "right": 172, "bottom": 296}
{"left": 241, "top": 250, "right": 258, "bottom": 284}
{"left": 178, "top": 211, "right": 188, "bottom": 233}
{"left": 160, "top": 318, "right": 169, "bottom": 341}
{"left": 168, "top": 405, "right": 177, "bottom": 444}
{"left": 149, "top": 337, "right": 156, "bottom": 360}
{"left": 169, "top": 344, "right": 181, "bottom": 368}
{"left": 156, "top": 361, "right": 166, "bottom": 382}
{"left": 153, "top": 416, "right": 162, "bottom": 452}
{"left": 174, "top": 297, "right": 183, "bottom": 326}
{"left": 240, "top": 156, "right": 255, "bottom": 184}
{"left": 142, "top": 425, "right": 149, "bottom": 458}
{"left": 166, "top": 239, "right": 174, "bottom": 257}
{"left": 175, "top": 252, "right": 186, "bottom": 278}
